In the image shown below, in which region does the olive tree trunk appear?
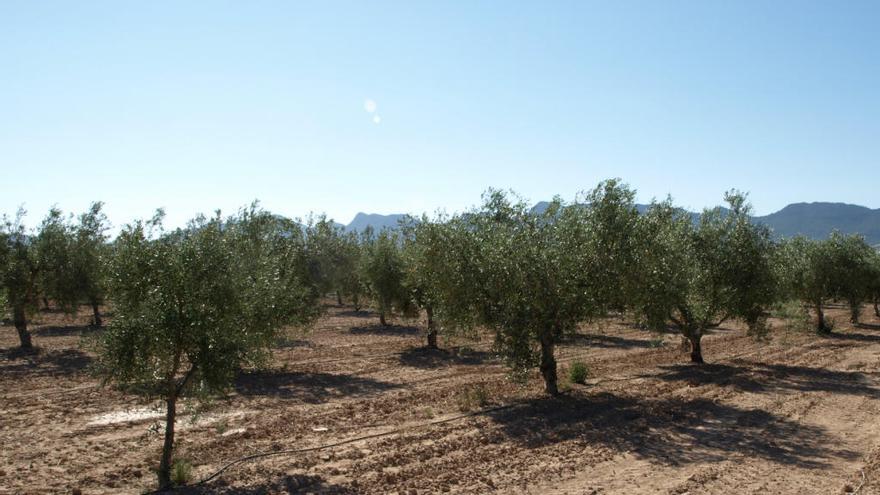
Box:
[157,394,177,490]
[815,303,831,334]
[13,305,32,350]
[874,300,880,318]
[426,306,437,349]
[91,300,102,327]
[379,311,387,326]
[539,332,559,396]
[688,332,704,364]
[336,291,343,306]
[849,300,860,324]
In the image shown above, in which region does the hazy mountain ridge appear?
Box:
[345,202,880,245]
[345,212,408,233]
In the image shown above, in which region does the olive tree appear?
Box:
[1,209,40,350]
[303,215,347,304]
[95,205,320,490]
[778,233,874,331]
[360,230,414,326]
[34,203,110,325]
[72,203,111,326]
[438,182,638,395]
[631,192,776,363]
[825,233,876,324]
[869,251,880,318]
[35,207,76,312]
[777,236,834,333]
[400,214,457,348]
[337,231,366,310]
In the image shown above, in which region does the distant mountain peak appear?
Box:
[345,212,407,232]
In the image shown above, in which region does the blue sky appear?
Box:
[1,1,878,230]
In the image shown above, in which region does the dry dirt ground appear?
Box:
[3,303,880,494]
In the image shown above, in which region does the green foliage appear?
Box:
[360,230,414,324]
[338,232,367,309]
[1,209,40,348]
[97,205,320,397]
[34,203,110,322]
[35,207,76,311]
[567,361,589,384]
[455,384,489,412]
[400,214,464,346]
[825,233,876,323]
[577,178,642,315]
[95,204,320,488]
[630,192,777,362]
[436,181,639,394]
[303,215,365,307]
[171,459,193,485]
[772,300,812,333]
[778,232,876,329]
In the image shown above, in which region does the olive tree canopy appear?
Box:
[631,192,776,362]
[95,205,320,489]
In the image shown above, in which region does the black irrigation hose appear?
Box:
[189,402,516,489]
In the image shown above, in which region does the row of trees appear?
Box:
[304,183,880,376]
[0,203,109,349]
[2,182,879,489]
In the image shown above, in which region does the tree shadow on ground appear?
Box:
[181,474,356,494]
[562,333,656,349]
[654,361,880,397]
[397,346,495,369]
[32,324,102,337]
[486,391,856,468]
[854,322,880,331]
[349,324,421,337]
[824,331,880,344]
[0,347,93,377]
[234,370,399,404]
[274,338,312,350]
[337,310,376,319]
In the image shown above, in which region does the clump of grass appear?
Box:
[214,419,229,435]
[773,301,812,333]
[567,361,588,385]
[648,336,665,348]
[456,384,489,412]
[171,459,193,485]
[746,315,773,342]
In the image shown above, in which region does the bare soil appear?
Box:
[3,303,880,494]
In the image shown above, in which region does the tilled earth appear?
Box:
[3,303,880,494]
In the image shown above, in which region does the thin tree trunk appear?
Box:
[874,300,880,318]
[13,305,32,350]
[336,291,343,306]
[816,303,831,334]
[91,300,102,327]
[850,300,860,324]
[688,331,704,364]
[353,294,361,311]
[157,394,177,490]
[42,297,50,310]
[539,332,559,396]
[426,306,437,349]
[379,311,387,326]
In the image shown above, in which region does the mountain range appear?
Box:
[339,202,880,246]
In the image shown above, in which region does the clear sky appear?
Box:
[1,1,878,230]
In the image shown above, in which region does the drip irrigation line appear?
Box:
[178,402,516,491]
